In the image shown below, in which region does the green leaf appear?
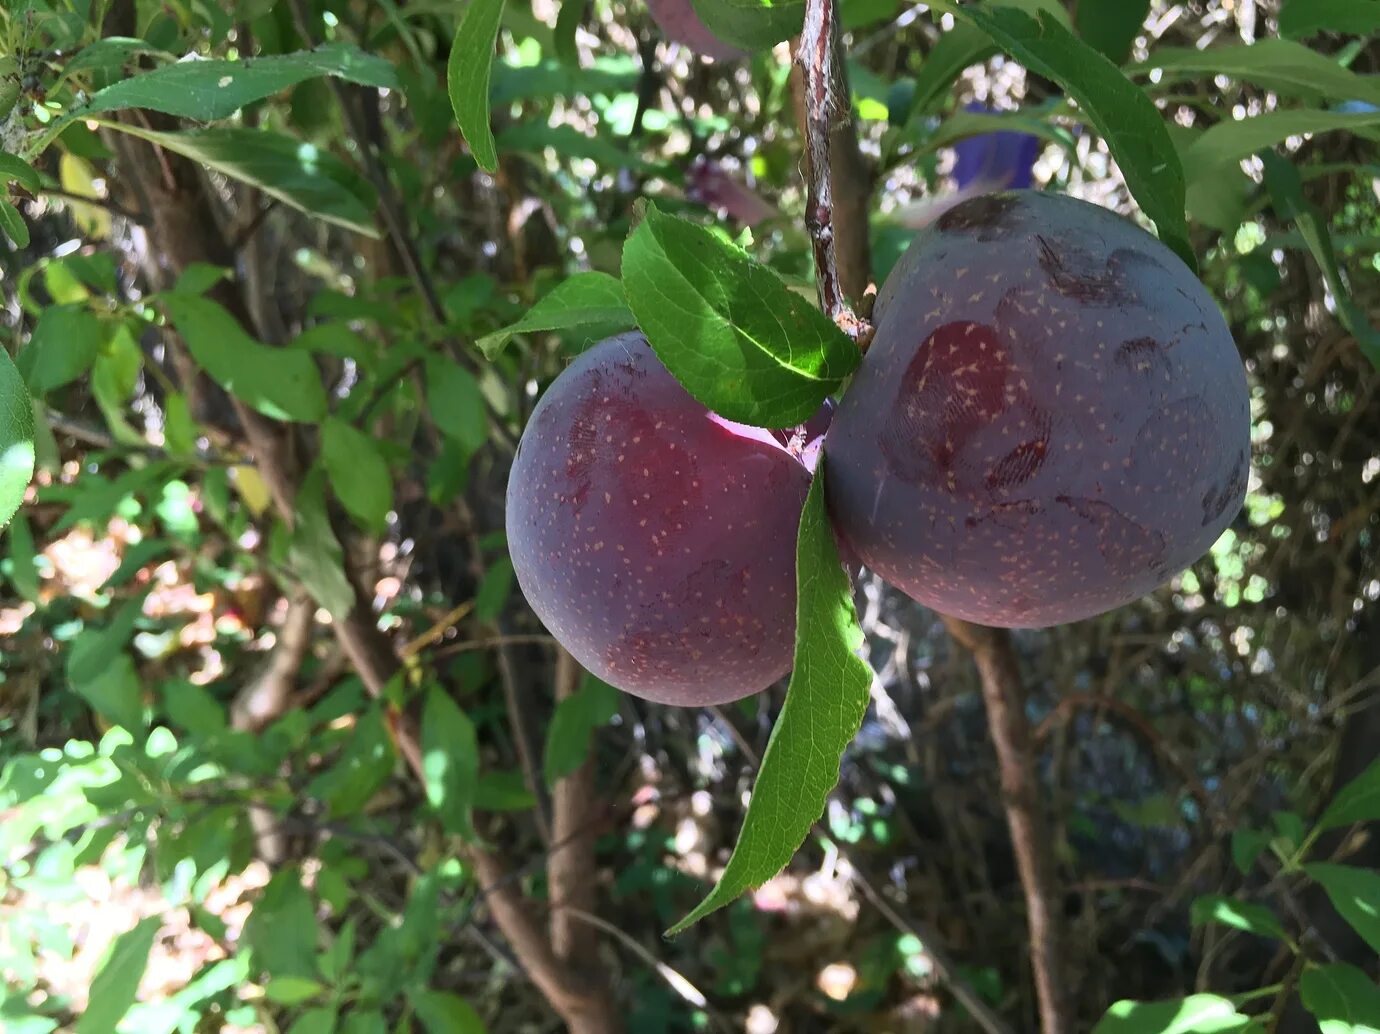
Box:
[474,769,536,811]
[1279,0,1380,39]
[244,871,319,980]
[0,152,41,192]
[420,686,479,838]
[476,272,634,358]
[689,0,803,49]
[160,679,227,739]
[1231,828,1271,875]
[1075,0,1149,64]
[288,469,357,620]
[1261,152,1380,371]
[322,417,392,532]
[287,1007,339,1034]
[319,917,357,984]
[1318,757,1380,831]
[1188,895,1286,941]
[669,464,871,932]
[447,0,507,173]
[931,1,1192,270]
[1305,864,1380,955]
[310,712,397,817]
[0,349,34,528]
[1299,962,1380,1034]
[410,990,486,1034]
[544,674,619,787]
[18,304,104,395]
[7,511,38,602]
[0,198,28,248]
[76,45,396,123]
[426,359,489,452]
[1182,109,1380,183]
[106,124,378,236]
[473,558,513,622]
[162,293,329,422]
[1092,995,1253,1034]
[174,263,231,296]
[621,202,858,428]
[554,0,583,64]
[75,916,162,1034]
[264,976,327,1005]
[1135,40,1380,109]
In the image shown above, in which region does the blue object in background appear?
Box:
[1335,100,1379,115]
[951,102,1041,191]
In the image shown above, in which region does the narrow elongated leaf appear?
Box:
[1133,39,1380,109]
[162,294,329,422]
[264,976,327,1005]
[75,916,162,1034]
[1189,894,1286,941]
[544,674,619,787]
[106,124,378,236]
[1305,864,1380,955]
[0,198,28,248]
[621,203,858,428]
[18,304,104,395]
[0,349,36,528]
[1279,0,1380,39]
[447,0,507,172]
[1262,152,1380,371]
[288,470,356,620]
[1299,962,1380,1034]
[321,417,392,532]
[1092,995,1253,1034]
[420,685,479,838]
[931,1,1192,269]
[477,272,633,358]
[1182,109,1380,182]
[669,465,871,932]
[1317,757,1380,831]
[0,152,41,191]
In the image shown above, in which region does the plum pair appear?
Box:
[506,192,1251,706]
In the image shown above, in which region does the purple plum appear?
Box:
[825,191,1250,627]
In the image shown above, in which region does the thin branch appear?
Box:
[797,0,873,348]
[943,617,1072,1034]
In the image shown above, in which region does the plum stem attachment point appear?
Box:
[798,0,873,351]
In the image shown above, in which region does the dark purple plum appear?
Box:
[506,333,815,705]
[825,191,1250,627]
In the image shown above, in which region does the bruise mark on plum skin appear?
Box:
[1057,494,1168,579]
[1202,449,1248,526]
[1037,235,1138,306]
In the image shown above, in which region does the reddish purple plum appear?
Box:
[825,191,1250,627]
[506,333,818,705]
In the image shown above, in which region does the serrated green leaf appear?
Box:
[420,686,479,838]
[1305,864,1380,955]
[1300,962,1380,1034]
[1092,995,1253,1034]
[669,465,871,932]
[105,124,378,236]
[544,673,619,787]
[162,293,329,422]
[18,304,104,396]
[621,202,858,428]
[0,198,28,248]
[322,417,392,532]
[1279,0,1380,39]
[1134,39,1380,109]
[477,272,634,359]
[931,1,1193,270]
[447,0,507,173]
[1075,0,1149,64]
[410,990,486,1034]
[1262,151,1380,371]
[1188,894,1286,941]
[1318,757,1380,831]
[288,469,357,620]
[426,359,489,452]
[0,349,35,529]
[75,916,162,1034]
[264,976,327,1005]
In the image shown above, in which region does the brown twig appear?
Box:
[942,617,1072,1033]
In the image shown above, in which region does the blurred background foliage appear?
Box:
[0,0,1378,1031]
